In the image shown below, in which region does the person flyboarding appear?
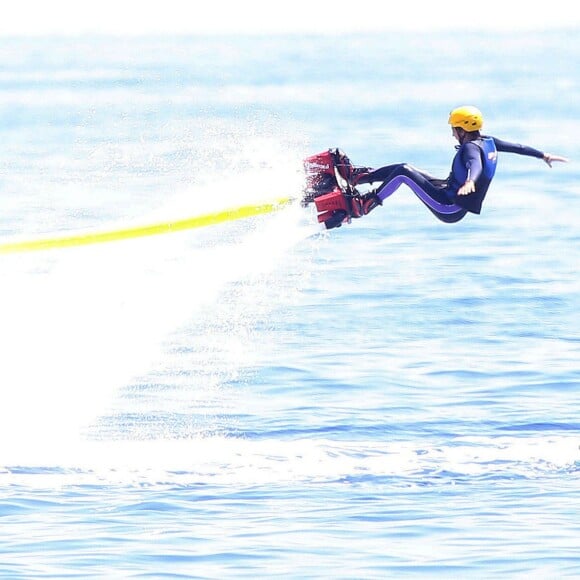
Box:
[304,106,568,229]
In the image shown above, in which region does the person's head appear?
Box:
[449,105,483,143]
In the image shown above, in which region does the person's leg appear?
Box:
[359,164,467,223]
[355,164,402,185]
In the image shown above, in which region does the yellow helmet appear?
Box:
[448,105,483,131]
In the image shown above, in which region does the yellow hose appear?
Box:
[0,197,294,254]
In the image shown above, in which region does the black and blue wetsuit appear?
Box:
[356,136,545,223]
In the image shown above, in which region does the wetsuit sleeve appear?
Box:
[462,142,484,182]
[491,136,544,159]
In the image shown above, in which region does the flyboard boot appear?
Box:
[302,148,381,229]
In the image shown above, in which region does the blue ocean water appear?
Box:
[0,32,578,578]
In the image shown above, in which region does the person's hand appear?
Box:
[543,153,569,167]
[457,179,475,196]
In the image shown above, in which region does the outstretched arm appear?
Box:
[492,137,569,168]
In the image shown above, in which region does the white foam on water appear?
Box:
[0,137,318,458]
